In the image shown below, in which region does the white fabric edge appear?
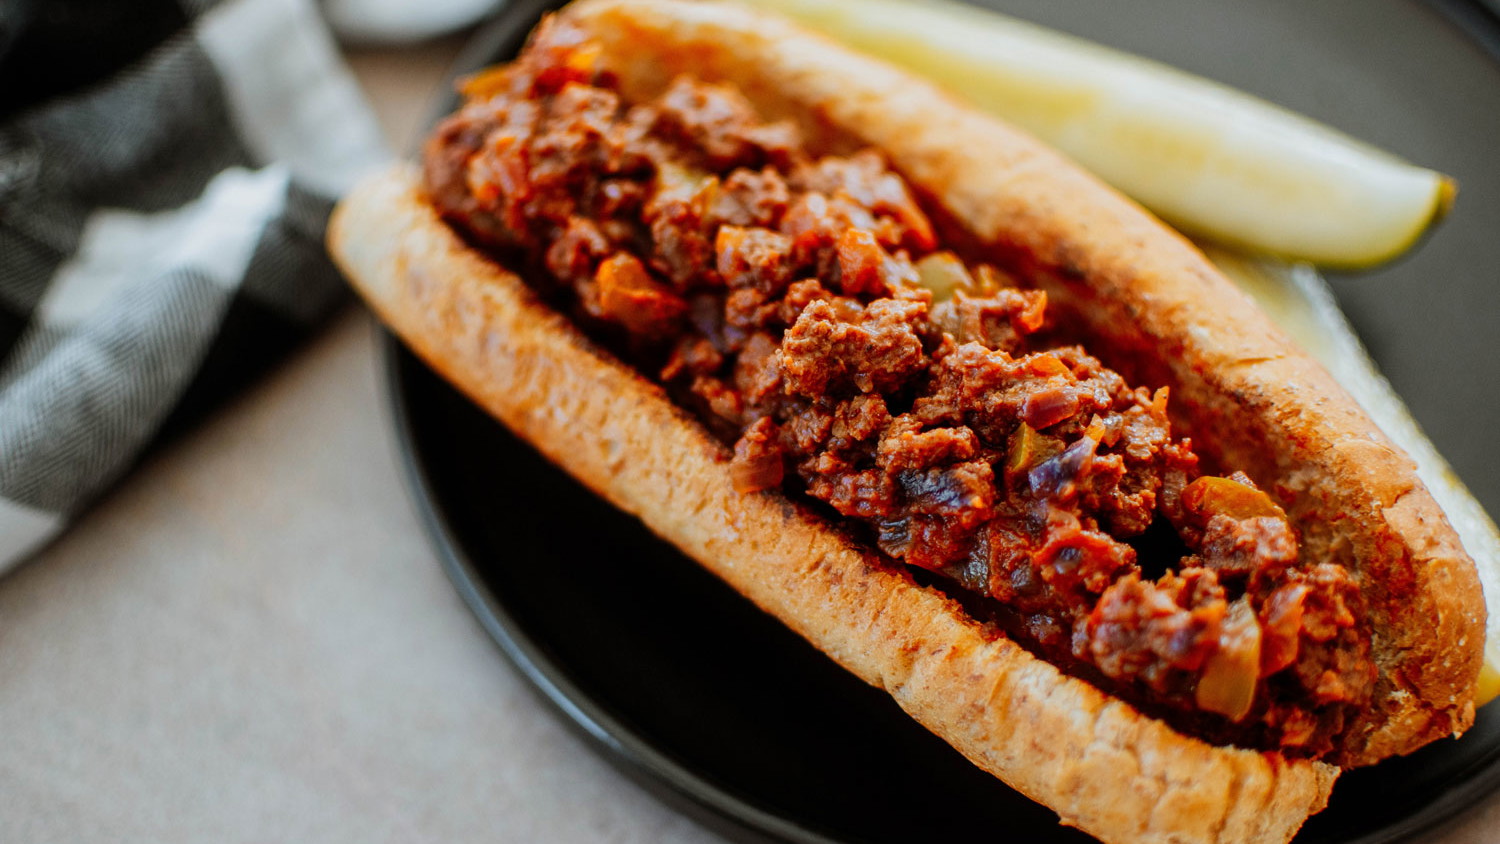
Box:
[32,166,291,330]
[0,498,64,574]
[197,0,390,198]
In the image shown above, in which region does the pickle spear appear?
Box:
[747,0,1455,269]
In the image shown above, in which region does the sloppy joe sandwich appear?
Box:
[328,2,1488,841]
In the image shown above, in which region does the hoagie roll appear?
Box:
[328,2,1487,840]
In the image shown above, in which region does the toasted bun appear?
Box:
[328,1,1484,839]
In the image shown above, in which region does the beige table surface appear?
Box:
[1,37,1496,844]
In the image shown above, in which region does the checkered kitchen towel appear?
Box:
[0,0,388,571]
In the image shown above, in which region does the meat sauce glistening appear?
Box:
[424,19,1376,759]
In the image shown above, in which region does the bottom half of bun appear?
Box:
[328,164,1338,844]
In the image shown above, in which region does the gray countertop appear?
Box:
[0,38,1495,844]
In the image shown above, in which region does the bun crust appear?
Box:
[328,1,1485,839]
[330,165,1338,844]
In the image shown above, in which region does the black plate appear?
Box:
[385,1,1500,841]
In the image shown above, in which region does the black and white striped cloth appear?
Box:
[0,0,389,571]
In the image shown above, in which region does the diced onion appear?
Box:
[1196,599,1263,721]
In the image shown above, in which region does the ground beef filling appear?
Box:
[424,23,1376,758]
